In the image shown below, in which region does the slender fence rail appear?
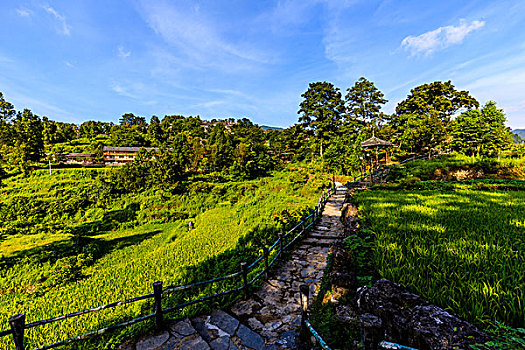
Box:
[0,182,336,350]
[346,151,441,187]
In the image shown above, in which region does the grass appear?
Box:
[388,153,525,182]
[0,168,329,349]
[355,188,525,328]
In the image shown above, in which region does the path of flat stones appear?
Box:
[122,183,348,350]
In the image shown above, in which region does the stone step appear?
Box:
[308,233,340,240]
[301,238,335,247]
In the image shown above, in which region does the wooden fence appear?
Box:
[347,151,440,186]
[0,183,336,350]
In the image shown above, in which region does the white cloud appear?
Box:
[139,1,272,70]
[43,5,71,36]
[401,19,485,56]
[194,100,225,109]
[16,8,32,17]
[111,83,137,99]
[118,46,131,59]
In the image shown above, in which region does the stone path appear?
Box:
[120,183,348,350]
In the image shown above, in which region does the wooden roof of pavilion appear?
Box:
[361,136,394,149]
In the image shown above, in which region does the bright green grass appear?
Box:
[0,168,327,349]
[389,154,525,182]
[355,189,525,328]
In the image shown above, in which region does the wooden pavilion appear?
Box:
[361,135,394,166]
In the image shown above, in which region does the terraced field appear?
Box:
[0,168,329,349]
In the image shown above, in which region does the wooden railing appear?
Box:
[0,183,336,350]
[347,151,441,187]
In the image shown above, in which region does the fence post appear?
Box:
[153,281,164,330]
[301,216,305,234]
[263,247,269,280]
[241,262,249,299]
[9,314,25,350]
[278,233,283,255]
[299,284,310,341]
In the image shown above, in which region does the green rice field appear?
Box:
[0,168,328,349]
[355,188,525,328]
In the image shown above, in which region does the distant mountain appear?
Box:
[260,125,284,131]
[512,129,525,144]
[513,129,525,138]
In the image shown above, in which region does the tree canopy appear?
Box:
[451,101,512,156]
[298,81,345,158]
[391,80,479,152]
[345,77,388,130]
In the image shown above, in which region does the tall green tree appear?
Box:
[146,115,164,146]
[0,92,15,146]
[12,109,44,174]
[345,77,388,131]
[207,123,234,172]
[391,80,479,152]
[451,101,512,156]
[298,82,345,158]
[119,113,146,127]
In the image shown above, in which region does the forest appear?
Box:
[0,78,517,184]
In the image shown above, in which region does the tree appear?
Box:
[42,116,58,147]
[298,82,345,158]
[119,113,146,127]
[146,116,164,146]
[0,92,15,121]
[79,121,103,140]
[0,92,15,146]
[391,80,479,152]
[207,123,234,172]
[345,77,388,131]
[324,133,364,175]
[451,101,512,156]
[229,139,274,179]
[12,109,44,174]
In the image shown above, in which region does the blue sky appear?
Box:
[1,0,524,128]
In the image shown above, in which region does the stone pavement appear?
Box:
[120,182,348,350]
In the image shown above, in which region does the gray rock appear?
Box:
[169,318,196,337]
[268,279,286,288]
[277,329,297,349]
[180,336,210,350]
[136,331,170,350]
[209,310,240,336]
[236,324,265,350]
[281,315,292,324]
[230,299,261,317]
[357,280,491,349]
[209,336,238,350]
[335,304,357,323]
[264,321,282,331]
[158,337,179,350]
[247,317,265,330]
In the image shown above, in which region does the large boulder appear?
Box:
[357,280,490,350]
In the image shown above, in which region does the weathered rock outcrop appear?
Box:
[356,280,491,350]
[329,245,358,301]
